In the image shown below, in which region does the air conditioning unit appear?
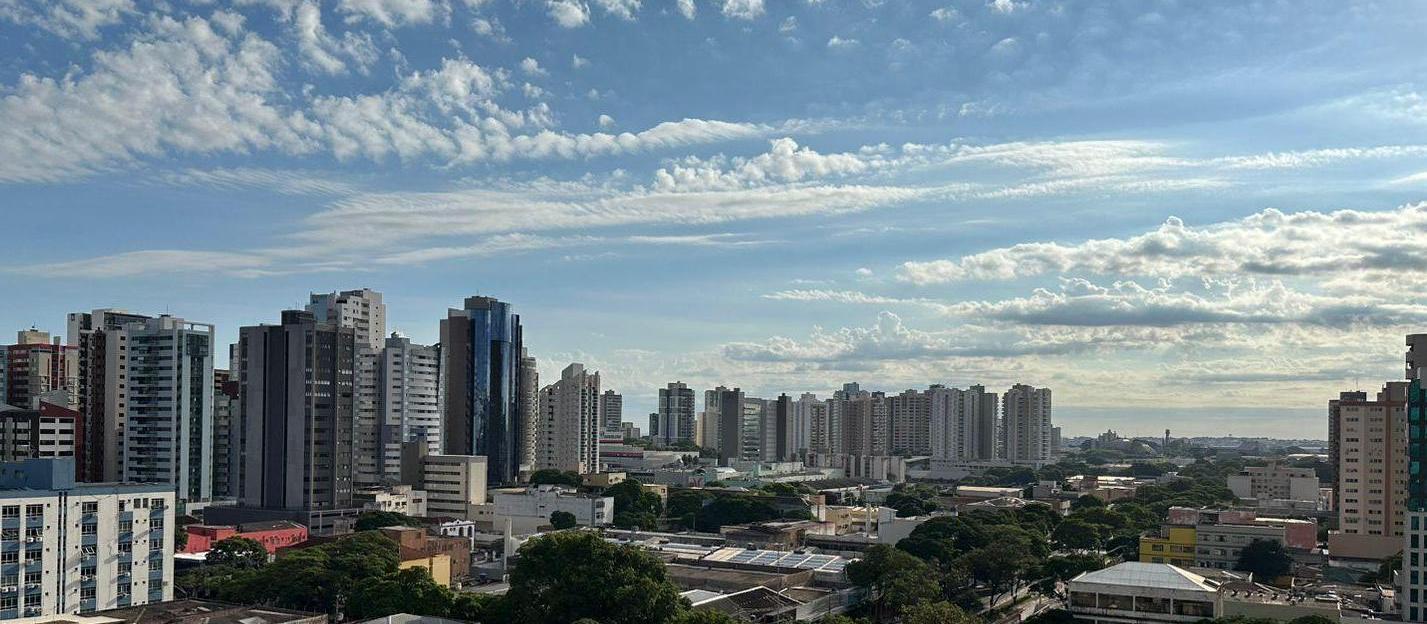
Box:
[2,586,16,593]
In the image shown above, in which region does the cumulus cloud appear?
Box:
[827,35,859,49]
[520,57,546,76]
[720,0,763,20]
[929,6,957,22]
[676,0,696,19]
[593,0,640,20]
[652,137,886,192]
[546,0,590,27]
[335,0,445,26]
[598,114,616,128]
[571,53,590,68]
[0,0,133,39]
[897,204,1427,288]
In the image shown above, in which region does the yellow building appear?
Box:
[399,553,453,587]
[1139,526,1196,567]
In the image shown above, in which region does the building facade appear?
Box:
[656,382,696,446]
[1328,384,1408,561]
[600,390,623,438]
[0,457,175,621]
[67,309,151,483]
[1227,461,1321,503]
[373,334,442,483]
[306,288,386,350]
[233,310,358,534]
[0,402,81,468]
[441,296,525,485]
[211,369,238,500]
[1402,333,1427,622]
[1002,384,1052,462]
[535,363,601,474]
[1,330,77,411]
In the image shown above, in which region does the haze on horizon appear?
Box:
[3,0,1426,439]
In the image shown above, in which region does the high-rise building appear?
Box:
[740,396,768,462]
[656,382,696,445]
[648,412,659,440]
[965,385,999,460]
[67,309,151,482]
[1,329,78,411]
[928,385,959,460]
[600,390,623,437]
[714,387,745,464]
[797,393,829,455]
[230,310,358,534]
[536,363,601,474]
[307,288,386,350]
[373,333,442,483]
[701,387,731,451]
[1401,334,1427,622]
[1002,384,1052,462]
[441,296,525,485]
[212,368,239,499]
[101,316,215,505]
[770,394,795,461]
[518,349,539,472]
[889,389,931,456]
[0,457,175,619]
[842,392,889,456]
[0,401,81,465]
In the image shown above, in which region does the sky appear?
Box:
[3,0,1427,439]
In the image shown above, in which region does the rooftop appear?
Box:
[1071,562,1219,593]
[55,600,325,624]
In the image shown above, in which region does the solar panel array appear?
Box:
[720,549,851,572]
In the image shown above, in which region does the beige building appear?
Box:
[1227,461,1319,503]
[536,363,601,474]
[1002,384,1052,462]
[1328,383,1407,560]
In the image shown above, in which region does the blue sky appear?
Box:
[3,0,1427,438]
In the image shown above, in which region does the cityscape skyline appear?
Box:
[5,2,1427,438]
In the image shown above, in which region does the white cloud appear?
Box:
[676,0,696,19]
[572,53,590,69]
[593,0,640,20]
[720,0,762,20]
[293,1,380,74]
[335,0,444,26]
[598,114,616,128]
[652,137,885,192]
[520,57,547,76]
[778,16,796,32]
[897,203,1427,288]
[0,0,133,39]
[929,6,957,22]
[827,36,859,49]
[988,0,1023,14]
[546,0,590,27]
[155,168,358,195]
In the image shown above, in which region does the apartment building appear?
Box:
[1227,461,1320,503]
[1329,383,1407,560]
[888,389,930,456]
[536,363,601,474]
[0,457,175,621]
[0,402,80,466]
[399,444,488,520]
[1002,384,1053,463]
[1,330,77,411]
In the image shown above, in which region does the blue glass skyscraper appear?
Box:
[441,296,525,485]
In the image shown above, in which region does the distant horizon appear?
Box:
[4,1,1427,438]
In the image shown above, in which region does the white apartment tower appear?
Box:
[0,457,175,621]
[1001,384,1052,462]
[536,363,601,474]
[889,389,931,456]
[373,334,442,483]
[104,316,215,504]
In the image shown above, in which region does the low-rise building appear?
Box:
[1069,562,1347,623]
[75,599,326,624]
[0,457,175,620]
[1139,525,1197,567]
[806,454,906,483]
[399,446,486,521]
[1227,461,1320,504]
[181,520,308,555]
[353,485,427,518]
[378,527,470,586]
[0,402,81,468]
[720,521,832,550]
[478,486,613,534]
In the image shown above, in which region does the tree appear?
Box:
[206,537,269,568]
[884,491,938,517]
[356,510,416,532]
[1234,539,1292,582]
[1069,495,1105,511]
[345,567,457,620]
[846,545,938,620]
[692,495,780,531]
[672,611,746,624]
[606,479,664,517]
[550,510,578,529]
[1034,554,1106,599]
[530,469,583,487]
[902,601,980,624]
[504,531,686,624]
[1050,517,1104,551]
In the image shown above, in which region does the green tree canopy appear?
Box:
[1051,517,1105,551]
[530,469,584,487]
[550,510,578,529]
[205,536,269,568]
[1235,539,1293,581]
[504,531,687,624]
[901,601,980,624]
[355,510,417,532]
[345,567,458,620]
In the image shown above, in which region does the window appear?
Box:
[80,587,95,600]
[118,542,132,554]
[0,553,14,564]
[81,502,97,514]
[0,595,15,610]
[1,507,17,519]
[24,506,40,519]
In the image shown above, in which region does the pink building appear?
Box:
[183,520,309,554]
